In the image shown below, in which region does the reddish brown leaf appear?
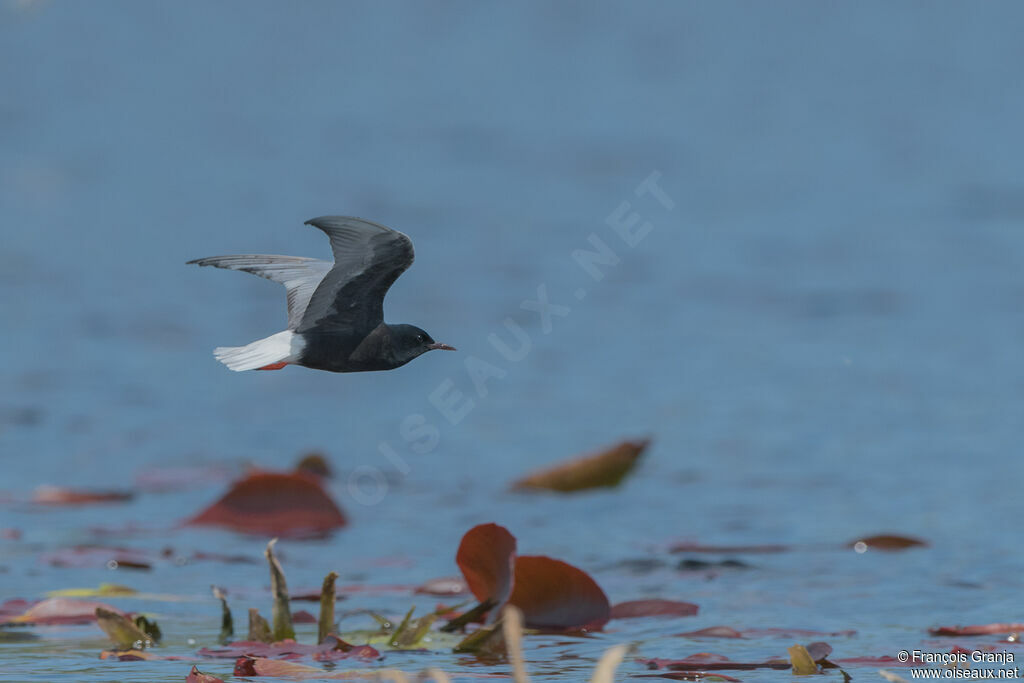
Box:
[233,655,374,678]
[0,599,35,618]
[198,635,378,661]
[511,438,649,492]
[929,623,1024,636]
[186,665,225,683]
[292,609,316,624]
[98,650,188,661]
[39,545,153,570]
[1,598,125,625]
[847,534,928,551]
[611,599,699,619]
[456,523,517,604]
[185,471,347,537]
[32,485,133,505]
[675,626,743,639]
[508,555,610,631]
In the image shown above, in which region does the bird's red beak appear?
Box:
[427,342,456,351]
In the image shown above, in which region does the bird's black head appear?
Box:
[389,324,456,365]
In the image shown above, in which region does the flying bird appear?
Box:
[188,216,455,373]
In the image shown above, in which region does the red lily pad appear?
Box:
[1,598,125,625]
[187,665,226,683]
[456,523,517,605]
[186,471,347,537]
[32,485,133,505]
[292,610,316,624]
[611,599,699,619]
[508,555,610,631]
[848,534,928,550]
[453,523,610,631]
[929,623,1024,636]
[198,635,378,661]
[39,545,153,570]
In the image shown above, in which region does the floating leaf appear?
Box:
[186,471,347,537]
[46,583,137,598]
[456,523,517,607]
[929,623,1024,636]
[233,654,379,677]
[292,609,316,624]
[508,555,610,631]
[186,665,226,683]
[3,598,124,625]
[451,523,609,632]
[32,485,133,505]
[40,545,153,570]
[318,571,338,644]
[611,599,698,619]
[676,558,750,571]
[847,535,927,551]
[199,635,378,661]
[266,538,295,641]
[511,439,649,493]
[95,607,151,650]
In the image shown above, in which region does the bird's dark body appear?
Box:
[298,323,416,373]
[189,216,454,373]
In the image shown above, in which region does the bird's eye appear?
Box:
[417,334,425,342]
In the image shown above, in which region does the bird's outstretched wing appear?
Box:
[187,254,333,330]
[298,216,415,335]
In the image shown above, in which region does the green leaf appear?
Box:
[265,538,295,641]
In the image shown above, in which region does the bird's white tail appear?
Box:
[213,330,304,372]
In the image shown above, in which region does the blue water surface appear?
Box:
[2,2,1023,681]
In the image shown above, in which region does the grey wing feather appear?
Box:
[187,254,333,330]
[298,216,415,334]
